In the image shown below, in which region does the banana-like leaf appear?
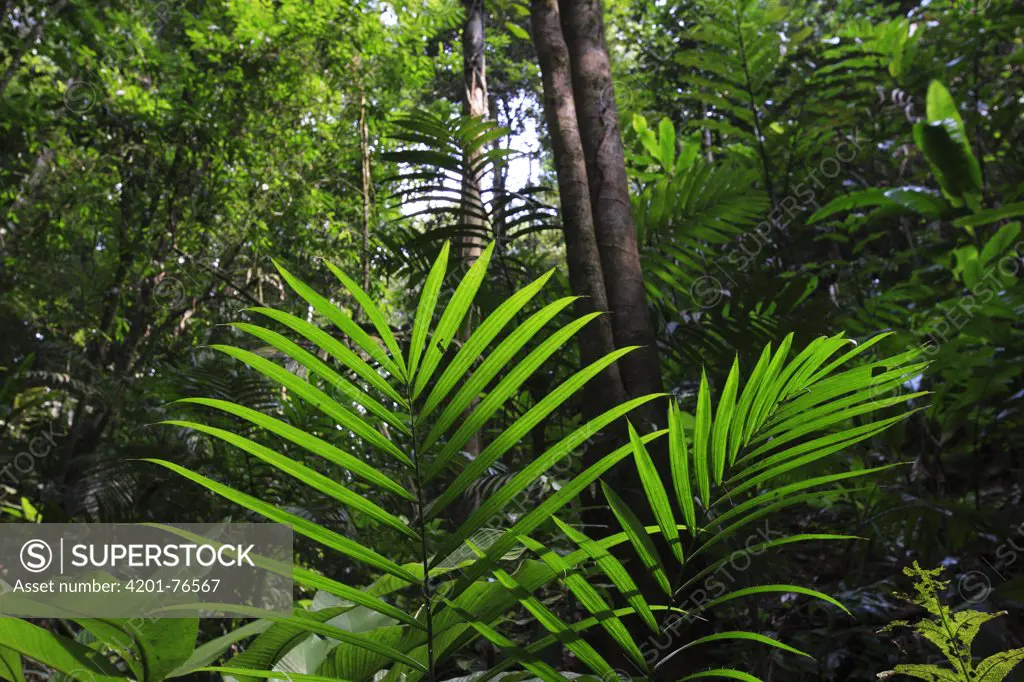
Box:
[168,620,271,677]
[199,668,353,682]
[0,646,23,682]
[76,619,197,682]
[225,607,352,682]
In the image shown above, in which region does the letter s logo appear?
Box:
[20,540,53,573]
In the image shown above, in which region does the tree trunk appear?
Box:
[461,0,488,265]
[531,0,626,418]
[533,1,668,647]
[548,3,685,659]
[359,83,373,295]
[460,0,489,458]
[558,0,664,423]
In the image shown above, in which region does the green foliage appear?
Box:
[203,255,914,679]
[0,617,198,682]
[0,246,919,681]
[611,2,1023,671]
[578,332,922,680]
[145,242,663,680]
[381,109,559,289]
[2,0,1022,677]
[877,563,1024,681]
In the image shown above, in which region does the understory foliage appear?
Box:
[0,245,922,681]
[878,563,1024,681]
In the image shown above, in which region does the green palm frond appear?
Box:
[533,332,927,679]
[627,116,821,373]
[381,112,558,276]
[143,241,659,680]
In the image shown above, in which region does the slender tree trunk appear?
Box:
[531,0,625,418]
[460,0,489,457]
[359,83,373,295]
[461,0,488,265]
[557,0,664,424]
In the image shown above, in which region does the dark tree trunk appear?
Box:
[557,0,665,424]
[547,5,699,668]
[531,0,626,419]
[533,3,671,657]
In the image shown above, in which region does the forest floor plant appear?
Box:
[877,562,1024,681]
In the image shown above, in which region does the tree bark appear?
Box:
[531,0,626,418]
[558,0,664,422]
[460,0,489,458]
[359,82,373,295]
[548,5,679,653]
[461,0,488,265]
[533,0,664,624]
